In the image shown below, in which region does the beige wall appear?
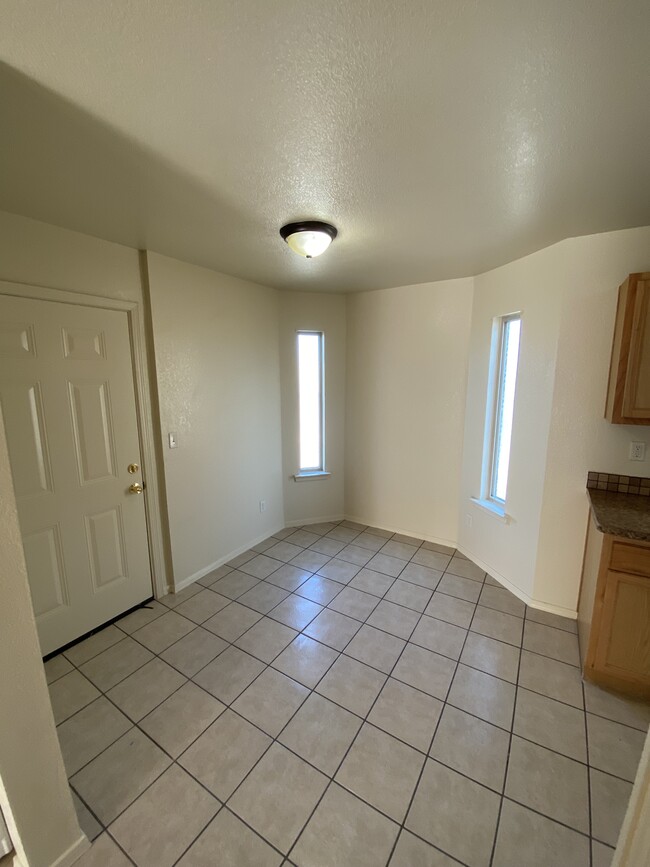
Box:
[280,292,346,524]
[146,252,284,586]
[0,407,87,867]
[345,279,474,544]
[459,227,650,614]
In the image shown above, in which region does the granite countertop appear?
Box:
[587,489,650,541]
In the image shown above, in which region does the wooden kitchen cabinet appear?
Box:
[579,517,650,698]
[605,272,650,425]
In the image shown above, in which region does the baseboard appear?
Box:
[172,524,284,593]
[285,514,345,528]
[456,545,578,620]
[343,514,457,550]
[49,834,90,867]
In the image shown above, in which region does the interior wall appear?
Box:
[280,292,346,524]
[0,406,87,867]
[146,251,284,587]
[458,226,650,614]
[345,278,474,544]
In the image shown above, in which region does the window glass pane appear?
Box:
[492,317,520,502]
[298,332,323,470]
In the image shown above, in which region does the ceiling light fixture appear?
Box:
[280,221,337,258]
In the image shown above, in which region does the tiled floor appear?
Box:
[44,520,650,867]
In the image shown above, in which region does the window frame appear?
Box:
[296,329,325,475]
[482,312,521,510]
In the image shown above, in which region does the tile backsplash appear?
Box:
[587,471,650,496]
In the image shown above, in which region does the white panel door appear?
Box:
[0,295,152,654]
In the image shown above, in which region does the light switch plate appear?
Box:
[168,432,178,449]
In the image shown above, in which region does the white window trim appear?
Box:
[293,471,331,482]
[296,329,326,475]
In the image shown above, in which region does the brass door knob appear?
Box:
[128,483,144,494]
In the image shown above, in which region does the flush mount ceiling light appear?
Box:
[280,221,337,258]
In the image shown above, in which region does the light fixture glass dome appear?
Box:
[280,221,337,258]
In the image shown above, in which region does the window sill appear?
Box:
[470,497,512,524]
[293,471,331,482]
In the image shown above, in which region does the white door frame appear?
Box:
[0,278,169,600]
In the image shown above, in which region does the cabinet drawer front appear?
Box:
[610,540,650,577]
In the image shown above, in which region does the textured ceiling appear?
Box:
[1,0,649,292]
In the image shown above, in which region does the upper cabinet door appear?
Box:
[605,273,650,425]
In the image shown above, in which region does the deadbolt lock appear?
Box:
[127,463,139,474]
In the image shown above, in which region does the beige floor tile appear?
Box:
[344,624,405,673]
[517,649,583,707]
[272,634,339,688]
[211,570,260,599]
[266,563,313,592]
[110,765,218,867]
[290,549,331,572]
[304,608,361,650]
[366,552,408,578]
[273,527,301,541]
[513,688,587,761]
[174,589,231,624]
[292,783,399,867]
[317,557,361,584]
[203,601,261,642]
[505,737,589,832]
[252,537,278,553]
[268,594,323,630]
[239,553,285,579]
[348,567,395,597]
[390,830,459,866]
[492,799,589,867]
[159,582,202,608]
[327,586,379,620]
[316,655,386,716]
[238,582,290,614]
[584,681,650,731]
[235,616,298,662]
[106,658,186,721]
[421,541,455,555]
[310,537,346,557]
[265,541,305,562]
[399,563,443,591]
[392,644,456,700]
[140,681,225,757]
[406,759,500,867]
[430,705,509,792]
[437,573,482,603]
[279,693,362,775]
[424,592,475,628]
[232,667,309,736]
[80,637,153,691]
[72,791,102,841]
[326,525,362,543]
[385,578,433,611]
[525,606,578,633]
[64,625,126,666]
[381,539,419,561]
[446,557,485,582]
[411,548,452,572]
[353,532,386,552]
[522,621,580,666]
[48,670,100,724]
[57,696,132,775]
[411,615,466,660]
[287,529,321,548]
[337,544,374,567]
[71,729,171,824]
[471,607,523,647]
[368,677,442,752]
[179,709,271,800]
[177,808,283,867]
[131,610,195,654]
[296,575,343,605]
[159,626,228,677]
[193,646,265,703]
[366,600,420,640]
[460,633,520,683]
[197,563,232,587]
[478,585,525,618]
[586,713,646,781]
[590,769,633,847]
[114,600,167,634]
[227,550,257,568]
[592,841,615,867]
[448,664,515,730]
[44,653,73,684]
[229,743,328,854]
[336,723,424,821]
[73,833,132,866]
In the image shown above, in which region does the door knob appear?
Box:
[128,483,144,494]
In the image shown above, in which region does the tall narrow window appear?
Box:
[297,331,324,472]
[487,314,521,505]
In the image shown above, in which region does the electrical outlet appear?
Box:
[629,441,646,461]
[259,499,267,513]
